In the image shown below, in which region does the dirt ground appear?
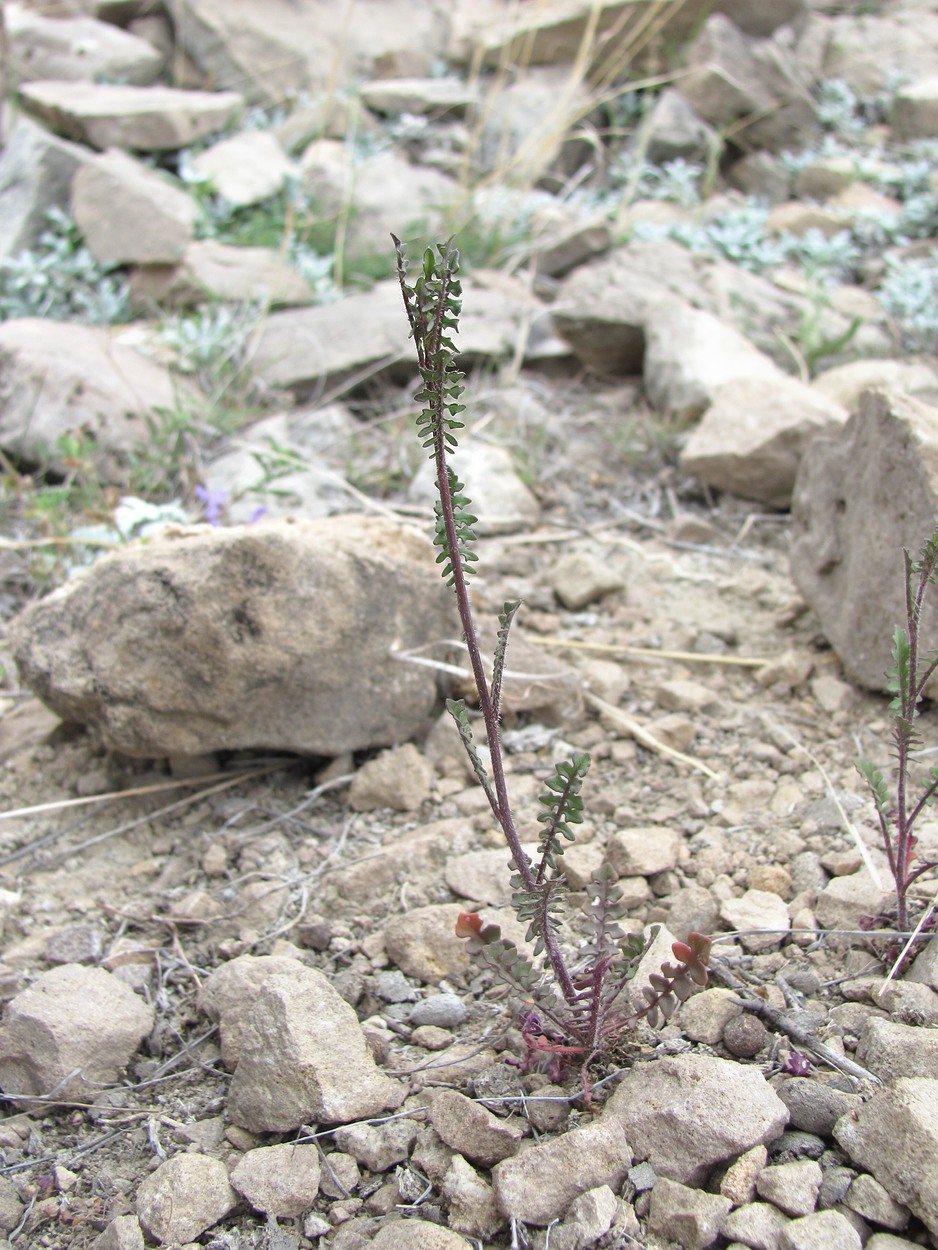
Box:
[0,382,932,1249]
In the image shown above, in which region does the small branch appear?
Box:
[584,691,718,779]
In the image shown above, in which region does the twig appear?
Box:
[530,635,772,667]
[710,961,882,1085]
[584,690,719,779]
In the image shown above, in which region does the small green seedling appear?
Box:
[857,532,938,933]
[393,235,710,1083]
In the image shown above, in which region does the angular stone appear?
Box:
[229,1143,321,1217]
[72,148,197,264]
[0,964,153,1107]
[384,904,470,985]
[891,76,938,141]
[0,319,185,478]
[647,1176,732,1250]
[681,374,848,508]
[91,1214,145,1250]
[430,1089,524,1167]
[756,1159,823,1218]
[491,1117,631,1226]
[550,551,626,610]
[678,987,743,1045]
[723,1200,790,1250]
[409,440,540,536]
[189,129,295,206]
[333,1118,418,1173]
[7,6,162,86]
[833,1077,938,1240]
[131,239,314,308]
[136,1155,236,1245]
[774,1078,861,1137]
[844,1173,910,1232]
[791,389,938,694]
[226,963,398,1131]
[779,1209,861,1250]
[814,869,894,932]
[370,1218,470,1250]
[604,1054,789,1186]
[11,516,454,757]
[441,1155,503,1240]
[0,116,92,261]
[198,954,308,1071]
[855,1016,938,1081]
[719,889,791,952]
[813,360,938,413]
[607,827,681,878]
[361,76,479,117]
[347,744,432,813]
[20,80,243,151]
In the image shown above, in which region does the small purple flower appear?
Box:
[247,505,267,524]
[195,484,228,526]
[783,1050,812,1077]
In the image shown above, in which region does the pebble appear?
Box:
[775,1078,862,1136]
[756,1158,823,1218]
[647,1177,732,1250]
[373,969,418,1003]
[770,1130,826,1162]
[855,1016,938,1081]
[430,1089,525,1167]
[779,1208,861,1250]
[844,1173,910,1231]
[719,1144,767,1205]
[720,889,791,951]
[441,1155,503,1240]
[680,987,743,1044]
[723,1012,769,1057]
[229,1143,321,1217]
[409,992,468,1028]
[411,1025,453,1050]
[333,1118,419,1173]
[136,1155,237,1245]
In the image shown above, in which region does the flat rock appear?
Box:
[491,1116,631,1226]
[719,888,791,951]
[0,964,153,1106]
[681,374,848,508]
[20,80,243,151]
[550,551,626,609]
[833,1077,938,1241]
[441,1154,503,1240]
[7,5,162,86]
[71,147,197,265]
[812,359,938,411]
[370,1218,470,1250]
[814,868,893,931]
[409,440,540,536]
[430,1089,524,1167]
[756,1158,823,1218]
[226,963,398,1131]
[775,1078,862,1137]
[11,515,454,757]
[604,1053,789,1185]
[791,389,938,694]
[0,318,185,478]
[131,239,314,308]
[361,75,479,116]
[136,1154,237,1245]
[91,1214,145,1250]
[333,1118,419,1173]
[229,1143,321,1217]
[607,826,681,878]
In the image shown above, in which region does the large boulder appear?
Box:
[790,389,938,693]
[10,515,456,758]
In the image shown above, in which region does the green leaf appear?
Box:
[856,758,890,817]
[491,600,521,723]
[446,698,497,812]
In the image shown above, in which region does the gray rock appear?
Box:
[719,889,791,952]
[333,1118,419,1173]
[550,1184,618,1250]
[756,1159,823,1218]
[779,1208,861,1250]
[722,1200,791,1250]
[0,964,153,1107]
[712,0,807,37]
[607,826,681,878]
[410,439,540,536]
[678,987,743,1045]
[131,239,313,309]
[681,374,848,508]
[361,76,479,117]
[72,148,197,265]
[907,932,938,992]
[20,80,244,151]
[844,1174,910,1232]
[136,1154,237,1245]
[441,1155,503,1240]
[775,1078,862,1136]
[0,318,185,478]
[812,359,938,412]
[226,963,398,1131]
[833,1078,938,1241]
[814,870,892,931]
[430,1089,524,1167]
[409,994,468,1029]
[373,970,418,1004]
[855,1016,938,1081]
[198,954,305,1070]
[90,1214,145,1250]
[0,1177,24,1236]
[190,129,296,207]
[11,515,454,758]
[384,904,470,985]
[790,389,938,695]
[491,1117,631,1227]
[680,13,817,152]
[0,116,92,261]
[370,1217,470,1250]
[604,1053,789,1186]
[229,1143,322,1217]
[647,1177,732,1250]
[550,551,626,610]
[891,76,938,142]
[644,88,717,164]
[348,744,432,812]
[6,6,162,86]
[444,846,521,908]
